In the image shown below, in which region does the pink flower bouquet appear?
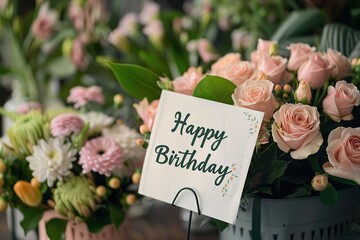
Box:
[0,86,145,239]
[109,39,360,205]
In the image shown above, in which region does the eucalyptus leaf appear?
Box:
[262,160,290,185]
[271,9,325,41]
[319,24,360,57]
[45,218,67,240]
[320,185,338,205]
[104,62,161,101]
[211,219,228,231]
[109,204,125,228]
[192,75,236,105]
[85,207,111,233]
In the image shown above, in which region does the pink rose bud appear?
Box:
[311,174,329,191]
[143,20,164,49]
[139,1,160,25]
[326,48,352,80]
[322,80,360,122]
[251,38,277,67]
[172,67,204,95]
[0,0,7,10]
[108,28,129,52]
[231,30,252,51]
[295,81,312,104]
[210,53,241,75]
[31,3,58,40]
[324,127,360,184]
[287,43,315,72]
[133,98,159,131]
[197,39,219,63]
[257,55,287,85]
[118,12,138,37]
[297,52,334,89]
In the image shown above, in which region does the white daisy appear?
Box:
[26,138,77,187]
[81,111,114,135]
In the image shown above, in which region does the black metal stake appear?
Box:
[172,187,201,240]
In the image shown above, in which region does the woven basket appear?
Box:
[220,187,360,240]
[39,210,125,240]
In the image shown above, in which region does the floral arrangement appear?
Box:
[0,0,109,104]
[0,85,144,239]
[109,39,360,208]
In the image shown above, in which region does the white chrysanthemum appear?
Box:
[81,111,114,135]
[102,124,145,160]
[26,138,77,187]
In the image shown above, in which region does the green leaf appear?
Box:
[210,218,228,231]
[0,66,11,75]
[262,160,290,185]
[109,204,125,228]
[271,9,325,41]
[308,157,323,173]
[138,51,171,77]
[46,57,76,78]
[329,175,358,186]
[103,62,161,101]
[319,24,360,57]
[320,185,338,205]
[85,207,111,233]
[192,75,236,105]
[45,218,67,240]
[18,205,46,235]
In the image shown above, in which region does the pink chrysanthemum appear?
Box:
[67,86,105,108]
[51,113,85,137]
[79,137,125,176]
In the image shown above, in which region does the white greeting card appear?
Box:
[139,91,264,224]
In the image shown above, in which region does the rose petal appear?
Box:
[323,162,360,184]
[290,132,323,159]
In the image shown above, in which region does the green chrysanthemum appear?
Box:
[6,111,50,158]
[54,176,99,221]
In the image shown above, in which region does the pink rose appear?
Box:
[70,39,88,70]
[295,80,312,103]
[272,103,323,159]
[257,55,287,85]
[172,67,204,95]
[297,52,334,89]
[67,86,105,108]
[326,48,352,80]
[210,53,241,75]
[108,28,129,52]
[232,79,278,120]
[231,30,252,51]
[251,38,276,67]
[139,1,160,24]
[118,12,138,37]
[322,80,360,122]
[197,39,219,63]
[216,61,258,86]
[68,2,85,31]
[323,127,360,184]
[0,0,7,10]
[143,20,164,48]
[287,43,315,71]
[133,98,159,131]
[31,3,58,40]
